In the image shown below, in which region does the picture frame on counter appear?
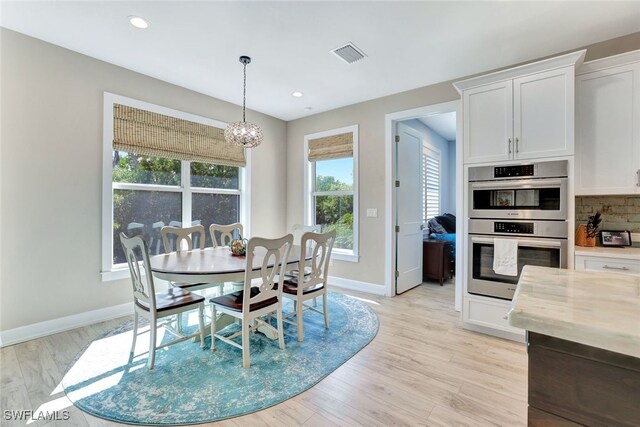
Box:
[600,230,632,247]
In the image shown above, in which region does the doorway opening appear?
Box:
[384,100,463,311]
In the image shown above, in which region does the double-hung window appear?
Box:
[423,145,441,222]
[304,125,358,262]
[102,94,249,280]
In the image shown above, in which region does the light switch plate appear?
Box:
[366,208,378,218]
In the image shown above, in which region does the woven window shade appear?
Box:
[308,132,353,162]
[113,104,246,167]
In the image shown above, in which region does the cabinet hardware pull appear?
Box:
[515,137,519,153]
[603,265,630,271]
[636,169,640,187]
[508,138,512,154]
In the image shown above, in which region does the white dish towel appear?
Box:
[493,238,519,276]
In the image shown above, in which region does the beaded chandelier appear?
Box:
[224,56,264,148]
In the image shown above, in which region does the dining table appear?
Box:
[149,244,312,339]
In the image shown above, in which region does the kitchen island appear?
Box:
[508,266,640,427]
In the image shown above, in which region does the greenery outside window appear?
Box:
[304,125,359,262]
[102,93,249,280]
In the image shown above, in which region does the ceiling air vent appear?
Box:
[331,42,367,64]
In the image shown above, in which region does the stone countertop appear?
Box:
[574,245,640,260]
[508,265,640,358]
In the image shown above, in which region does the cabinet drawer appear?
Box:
[464,297,515,332]
[575,255,640,275]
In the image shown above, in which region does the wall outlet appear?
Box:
[366,208,378,218]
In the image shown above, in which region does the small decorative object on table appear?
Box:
[229,238,248,256]
[576,211,601,247]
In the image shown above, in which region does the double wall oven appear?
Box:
[468,161,568,300]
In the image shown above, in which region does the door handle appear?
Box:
[508,138,512,154]
[515,137,519,153]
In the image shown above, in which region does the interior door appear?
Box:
[396,122,424,294]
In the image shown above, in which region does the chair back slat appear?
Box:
[243,234,293,309]
[291,224,322,246]
[209,223,243,248]
[161,225,205,253]
[298,230,336,291]
[120,233,156,311]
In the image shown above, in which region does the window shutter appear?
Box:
[308,132,353,162]
[423,151,440,221]
[113,104,246,167]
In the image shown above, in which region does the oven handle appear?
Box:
[471,236,562,248]
[470,178,564,190]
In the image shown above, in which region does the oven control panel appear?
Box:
[494,222,534,234]
[494,164,534,178]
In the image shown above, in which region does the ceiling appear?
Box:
[2,1,639,121]
[419,112,457,142]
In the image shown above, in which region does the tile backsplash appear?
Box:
[575,196,640,232]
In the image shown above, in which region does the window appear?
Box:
[304,125,358,262]
[102,94,249,280]
[423,145,441,222]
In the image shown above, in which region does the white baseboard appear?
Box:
[0,302,133,348]
[328,276,387,296]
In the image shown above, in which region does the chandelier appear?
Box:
[224,56,264,148]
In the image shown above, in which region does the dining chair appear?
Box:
[209,234,293,368]
[120,233,205,370]
[281,230,335,342]
[209,223,244,247]
[161,224,206,253]
[288,224,323,305]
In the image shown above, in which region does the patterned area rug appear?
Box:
[61,292,379,425]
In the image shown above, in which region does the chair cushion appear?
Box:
[209,287,278,312]
[136,288,204,313]
[281,278,325,295]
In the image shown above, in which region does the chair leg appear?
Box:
[297,297,304,342]
[198,303,205,349]
[130,310,139,355]
[148,317,157,370]
[276,305,285,350]
[242,319,250,368]
[323,292,330,329]
[210,305,217,352]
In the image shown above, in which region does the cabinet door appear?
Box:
[575,63,640,195]
[463,81,513,164]
[513,67,574,159]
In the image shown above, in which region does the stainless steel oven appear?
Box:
[469,161,568,220]
[467,219,568,300]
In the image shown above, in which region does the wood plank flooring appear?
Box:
[0,281,527,426]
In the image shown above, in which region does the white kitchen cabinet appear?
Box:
[463,81,513,163]
[575,53,640,195]
[455,51,584,165]
[575,246,640,275]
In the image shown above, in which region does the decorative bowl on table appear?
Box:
[229,238,248,256]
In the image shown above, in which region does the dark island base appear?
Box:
[527,332,640,427]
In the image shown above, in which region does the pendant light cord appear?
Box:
[242,62,247,123]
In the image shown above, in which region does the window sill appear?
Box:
[101,267,135,282]
[331,252,359,263]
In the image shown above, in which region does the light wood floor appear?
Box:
[0,281,528,426]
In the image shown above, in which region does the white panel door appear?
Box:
[396,123,423,294]
[514,67,574,159]
[576,63,640,195]
[463,80,513,164]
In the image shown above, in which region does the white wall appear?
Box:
[402,119,456,215]
[0,29,288,333]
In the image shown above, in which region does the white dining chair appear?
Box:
[209,234,293,368]
[209,223,244,247]
[161,224,206,253]
[281,230,335,342]
[120,233,206,370]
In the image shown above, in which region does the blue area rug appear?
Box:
[61,292,379,425]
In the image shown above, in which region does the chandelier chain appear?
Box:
[242,62,247,122]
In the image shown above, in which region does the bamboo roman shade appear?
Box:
[308,132,353,162]
[113,104,246,167]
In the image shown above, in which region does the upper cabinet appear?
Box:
[575,51,640,196]
[455,51,585,165]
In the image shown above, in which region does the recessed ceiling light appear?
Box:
[128,16,149,29]
[304,107,313,111]
[292,91,304,98]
